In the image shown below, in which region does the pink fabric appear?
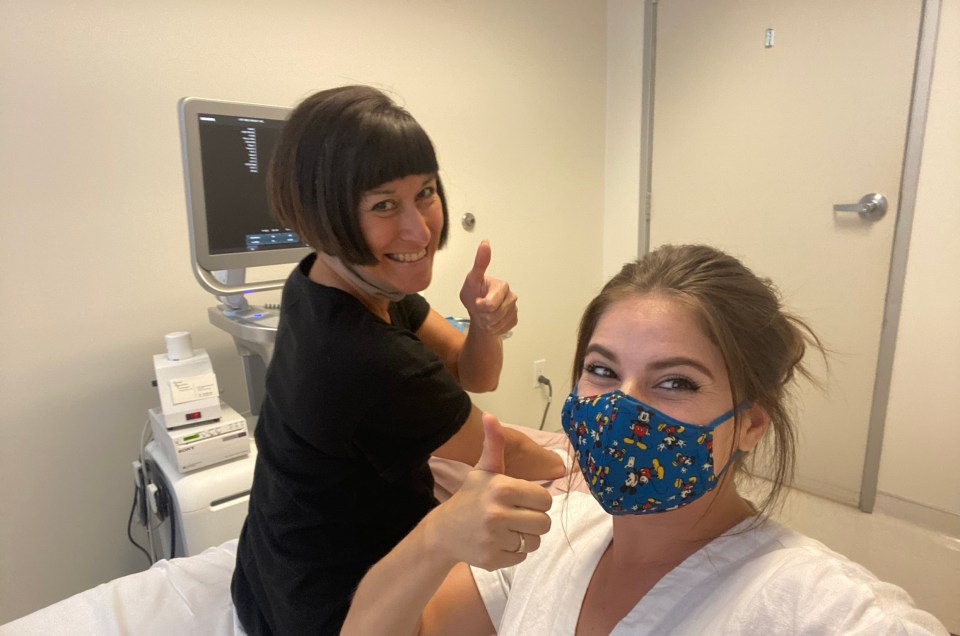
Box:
[429,424,585,502]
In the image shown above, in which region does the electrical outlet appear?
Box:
[532,359,546,388]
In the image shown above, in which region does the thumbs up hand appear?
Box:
[459,241,518,337]
[476,410,507,475]
[427,413,553,572]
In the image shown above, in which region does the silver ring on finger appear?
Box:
[512,531,526,554]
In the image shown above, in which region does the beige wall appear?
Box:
[603,2,646,280]
[0,1,605,621]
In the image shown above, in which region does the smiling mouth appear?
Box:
[387,249,428,263]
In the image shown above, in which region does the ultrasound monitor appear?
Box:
[179,97,311,416]
[178,97,310,296]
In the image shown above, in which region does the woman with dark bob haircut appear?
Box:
[343,244,948,635]
[231,85,565,635]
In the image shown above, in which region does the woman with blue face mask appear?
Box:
[342,244,949,635]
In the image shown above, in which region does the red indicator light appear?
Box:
[186,411,202,420]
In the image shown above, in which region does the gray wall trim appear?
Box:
[860,0,942,513]
[637,0,657,256]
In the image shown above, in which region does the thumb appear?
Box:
[466,241,492,290]
[476,412,506,474]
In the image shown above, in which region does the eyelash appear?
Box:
[657,376,701,392]
[584,362,617,379]
[583,363,701,392]
[369,186,435,212]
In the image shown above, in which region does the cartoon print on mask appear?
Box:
[672,452,695,473]
[593,412,610,448]
[622,406,652,449]
[620,456,665,495]
[657,423,685,450]
[562,389,744,516]
[675,476,699,499]
[697,432,714,472]
[583,451,610,488]
[639,497,662,512]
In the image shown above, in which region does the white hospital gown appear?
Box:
[471,492,948,635]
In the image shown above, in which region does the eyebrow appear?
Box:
[648,356,715,379]
[585,343,618,361]
[365,176,436,196]
[584,344,714,379]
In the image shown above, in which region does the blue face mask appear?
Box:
[561,390,743,515]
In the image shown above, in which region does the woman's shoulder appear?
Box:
[545,492,612,547]
[722,521,948,634]
[552,490,607,517]
[725,519,889,595]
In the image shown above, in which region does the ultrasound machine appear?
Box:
[135,97,306,561]
[180,97,309,416]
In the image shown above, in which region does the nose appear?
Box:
[399,201,431,243]
[618,380,643,401]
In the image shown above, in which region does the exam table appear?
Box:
[0,426,573,635]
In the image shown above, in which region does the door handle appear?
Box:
[833,193,887,221]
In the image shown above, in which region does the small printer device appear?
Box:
[153,331,221,428]
[149,331,249,473]
[148,402,249,473]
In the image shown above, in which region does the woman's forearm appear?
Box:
[502,426,567,481]
[456,326,504,392]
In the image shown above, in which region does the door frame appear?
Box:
[637,0,943,512]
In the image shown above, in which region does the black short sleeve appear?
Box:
[264,281,470,479]
[232,255,473,636]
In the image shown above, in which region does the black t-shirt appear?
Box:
[232,254,472,635]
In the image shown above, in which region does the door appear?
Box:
[649,0,922,505]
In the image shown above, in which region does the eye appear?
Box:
[655,376,700,392]
[417,186,436,199]
[584,362,618,380]
[370,199,397,213]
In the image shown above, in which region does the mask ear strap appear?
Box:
[706,409,736,428]
[706,400,753,428]
[714,449,742,481]
[709,401,752,477]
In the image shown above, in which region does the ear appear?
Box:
[737,404,770,453]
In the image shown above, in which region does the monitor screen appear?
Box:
[179,97,311,274]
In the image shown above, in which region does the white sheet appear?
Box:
[0,541,244,636]
[0,427,573,635]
